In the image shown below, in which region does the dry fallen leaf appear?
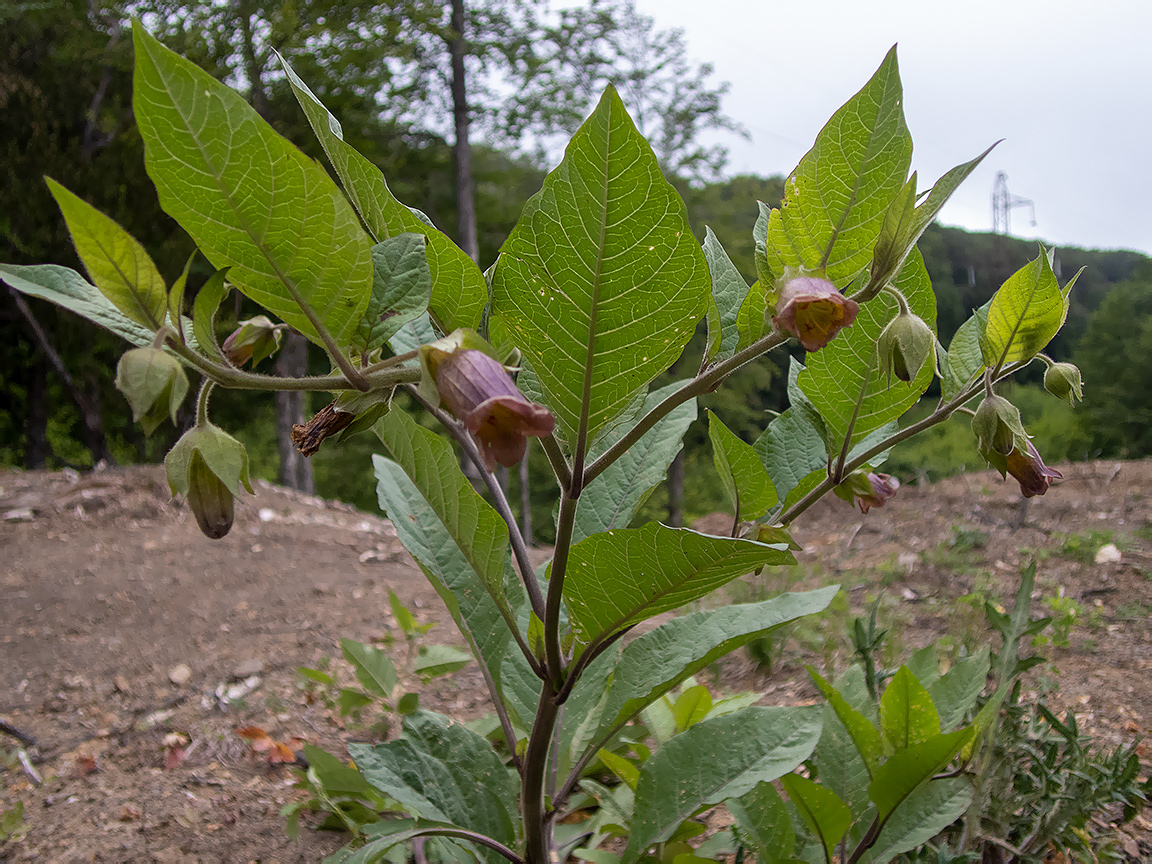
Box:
[234,726,297,765]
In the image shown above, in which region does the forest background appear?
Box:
[3,0,1150,539]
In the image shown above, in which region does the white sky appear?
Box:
[633,0,1151,254]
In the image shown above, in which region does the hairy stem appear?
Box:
[545,492,578,686]
[540,434,572,492]
[522,682,560,864]
[194,379,214,427]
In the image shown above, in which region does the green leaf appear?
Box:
[671,685,713,731]
[341,638,398,698]
[779,773,852,864]
[0,264,158,347]
[622,706,822,862]
[192,268,229,362]
[373,410,518,634]
[728,782,795,862]
[928,646,990,732]
[372,455,512,693]
[354,234,433,355]
[907,146,996,251]
[388,588,418,636]
[388,312,438,357]
[132,24,370,347]
[865,777,972,863]
[981,249,1064,366]
[414,645,472,680]
[168,251,195,342]
[573,382,697,544]
[799,251,936,447]
[868,172,918,289]
[490,86,709,446]
[752,201,777,287]
[754,408,826,506]
[45,177,168,330]
[400,711,518,813]
[808,667,882,775]
[279,53,486,333]
[702,227,751,363]
[942,299,990,401]
[811,700,874,824]
[297,667,334,686]
[906,645,941,689]
[339,688,373,715]
[562,522,796,645]
[763,47,912,286]
[734,279,769,352]
[583,588,838,773]
[880,666,942,753]
[868,728,972,820]
[597,748,640,791]
[709,411,777,521]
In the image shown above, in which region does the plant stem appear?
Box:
[545,492,577,686]
[522,681,560,864]
[583,329,789,486]
[194,379,214,427]
[397,828,527,864]
[360,348,418,373]
[833,360,873,483]
[540,434,572,491]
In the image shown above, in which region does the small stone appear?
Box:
[168,664,192,686]
[232,658,264,679]
[3,507,34,521]
[63,674,89,690]
[1095,543,1122,564]
[114,675,131,694]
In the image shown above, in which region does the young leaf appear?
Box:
[45,178,168,330]
[354,234,433,355]
[278,53,486,334]
[727,781,796,862]
[808,667,882,775]
[622,706,823,862]
[928,645,990,732]
[866,776,972,863]
[702,227,751,364]
[413,645,472,680]
[192,268,230,362]
[388,312,438,357]
[779,773,852,864]
[490,85,709,447]
[734,279,769,352]
[709,410,777,522]
[868,727,972,820]
[562,522,796,645]
[584,588,838,755]
[671,685,713,731]
[880,666,942,753]
[167,251,195,342]
[763,47,913,286]
[341,639,398,698]
[597,749,640,791]
[572,382,697,544]
[980,249,1064,366]
[941,299,990,400]
[132,24,371,347]
[799,251,936,447]
[0,264,156,347]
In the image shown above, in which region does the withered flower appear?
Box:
[422,332,554,471]
[834,470,900,514]
[221,316,283,368]
[773,274,860,352]
[1005,440,1062,498]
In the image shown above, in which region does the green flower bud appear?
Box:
[877,310,935,383]
[221,315,283,368]
[165,424,253,539]
[971,394,1027,461]
[114,347,189,435]
[1044,361,1083,406]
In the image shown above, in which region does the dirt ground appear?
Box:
[2,458,1150,863]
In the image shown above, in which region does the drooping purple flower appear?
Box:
[773,275,860,352]
[1005,441,1062,498]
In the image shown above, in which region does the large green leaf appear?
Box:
[728,782,795,862]
[779,773,852,864]
[373,409,517,631]
[572,382,697,544]
[761,47,912,286]
[809,668,882,775]
[490,86,709,446]
[811,701,874,829]
[45,178,168,330]
[754,408,826,505]
[0,264,157,347]
[868,728,972,820]
[709,410,778,521]
[942,300,990,400]
[981,250,1064,366]
[928,646,990,732]
[353,234,433,355]
[622,706,822,862]
[132,24,370,347]
[799,251,936,447]
[400,711,518,812]
[278,54,486,333]
[880,666,942,753]
[702,227,751,363]
[372,455,511,689]
[864,777,972,863]
[584,589,837,752]
[562,522,796,645]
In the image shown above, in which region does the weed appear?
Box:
[925,526,989,574]
[1057,529,1114,563]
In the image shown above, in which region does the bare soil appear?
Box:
[2,459,1150,863]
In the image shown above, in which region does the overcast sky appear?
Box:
[632,0,1151,255]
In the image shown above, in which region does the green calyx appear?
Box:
[114,347,189,435]
[971,394,1028,469]
[165,422,253,539]
[1043,361,1083,406]
[876,308,934,383]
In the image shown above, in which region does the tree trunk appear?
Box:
[25,357,49,469]
[449,0,480,262]
[275,332,313,493]
[236,0,269,117]
[667,449,684,528]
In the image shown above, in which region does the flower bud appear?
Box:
[833,470,900,514]
[114,347,189,435]
[165,424,253,539]
[772,271,860,352]
[221,316,283,367]
[1005,440,1062,498]
[1044,361,1082,406]
[971,394,1027,460]
[877,310,935,383]
[419,329,554,471]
